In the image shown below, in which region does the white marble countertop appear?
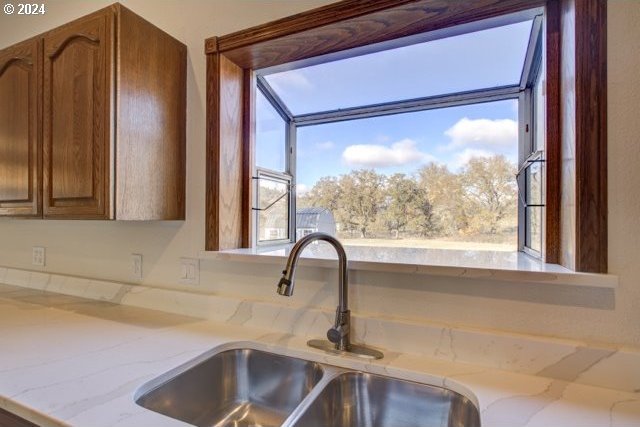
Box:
[201,245,618,288]
[1,283,638,427]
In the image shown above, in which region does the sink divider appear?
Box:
[280,364,345,427]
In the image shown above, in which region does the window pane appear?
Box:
[263,20,533,114]
[257,176,290,242]
[295,100,519,251]
[525,206,542,253]
[533,62,546,152]
[525,160,543,206]
[256,90,286,172]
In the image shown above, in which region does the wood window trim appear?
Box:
[573,0,607,273]
[205,0,607,273]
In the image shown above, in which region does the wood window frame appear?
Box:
[205,0,607,273]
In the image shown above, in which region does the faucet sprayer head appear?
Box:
[277,274,293,296]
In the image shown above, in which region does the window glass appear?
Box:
[526,206,542,253]
[253,12,546,255]
[533,63,545,152]
[295,100,519,251]
[525,160,543,206]
[524,158,544,254]
[264,21,533,114]
[524,59,545,256]
[256,90,286,172]
[257,174,290,243]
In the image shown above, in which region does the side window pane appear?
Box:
[524,60,546,256]
[256,90,286,172]
[257,174,290,243]
[526,206,542,253]
[524,157,543,254]
[533,64,545,152]
[526,160,543,206]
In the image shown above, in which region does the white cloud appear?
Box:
[444,117,518,149]
[342,138,436,168]
[315,141,335,151]
[448,148,493,171]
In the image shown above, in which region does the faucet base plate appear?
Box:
[307,339,384,360]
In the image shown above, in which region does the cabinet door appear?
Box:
[0,38,41,217]
[42,9,113,218]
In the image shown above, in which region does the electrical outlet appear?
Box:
[32,247,45,267]
[131,254,143,280]
[179,258,199,285]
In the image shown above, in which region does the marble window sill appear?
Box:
[200,245,618,289]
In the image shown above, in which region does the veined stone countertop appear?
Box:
[0,283,639,427]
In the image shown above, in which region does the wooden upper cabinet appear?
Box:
[43,10,112,218]
[115,7,186,220]
[0,38,41,217]
[0,4,187,220]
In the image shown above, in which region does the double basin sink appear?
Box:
[135,347,480,427]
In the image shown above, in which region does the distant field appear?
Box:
[340,237,516,252]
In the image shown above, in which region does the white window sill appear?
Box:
[199,245,617,289]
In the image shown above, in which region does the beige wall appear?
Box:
[0,0,638,349]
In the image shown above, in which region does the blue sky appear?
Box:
[255,20,532,192]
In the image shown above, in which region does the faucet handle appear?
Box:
[327,324,347,343]
[327,308,350,349]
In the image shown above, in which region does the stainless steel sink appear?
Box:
[135,346,480,427]
[288,372,480,427]
[135,348,324,427]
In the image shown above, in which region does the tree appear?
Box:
[299,156,517,242]
[408,184,436,238]
[383,173,433,238]
[460,155,517,235]
[338,170,385,238]
[299,175,356,234]
[417,163,467,236]
[299,176,341,212]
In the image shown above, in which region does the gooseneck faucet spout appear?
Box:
[277,233,348,307]
[276,232,383,359]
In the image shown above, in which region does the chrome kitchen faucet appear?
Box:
[277,232,383,359]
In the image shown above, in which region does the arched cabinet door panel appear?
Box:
[0,38,41,217]
[0,4,185,221]
[42,9,113,219]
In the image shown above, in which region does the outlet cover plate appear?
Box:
[32,247,45,267]
[179,258,199,285]
[131,254,143,280]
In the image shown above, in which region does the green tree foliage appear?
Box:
[460,155,517,234]
[383,174,434,238]
[299,176,341,212]
[409,184,437,237]
[340,170,385,238]
[298,155,517,240]
[300,171,383,237]
[416,163,467,236]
